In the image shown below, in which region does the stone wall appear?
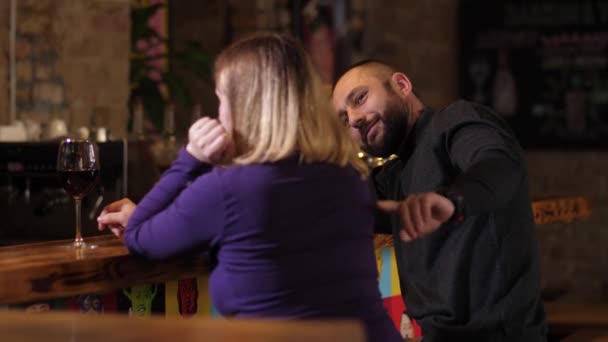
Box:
[0,0,130,138]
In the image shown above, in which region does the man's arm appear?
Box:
[376,119,526,242]
[443,121,525,217]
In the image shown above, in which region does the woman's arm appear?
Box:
[99,117,234,259]
[124,149,225,260]
[133,148,212,218]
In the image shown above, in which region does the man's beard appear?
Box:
[363,95,409,158]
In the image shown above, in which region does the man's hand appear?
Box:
[186,117,235,164]
[377,192,455,242]
[97,198,137,239]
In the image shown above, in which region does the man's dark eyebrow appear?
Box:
[346,86,367,105]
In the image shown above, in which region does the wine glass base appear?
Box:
[64,241,98,250]
[63,241,98,259]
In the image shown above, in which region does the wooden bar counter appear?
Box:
[0,235,207,305]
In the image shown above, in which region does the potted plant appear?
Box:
[129,3,212,136]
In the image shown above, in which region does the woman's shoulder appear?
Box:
[213,159,364,185]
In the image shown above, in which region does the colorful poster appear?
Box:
[64,293,118,314]
[165,276,217,317]
[376,246,422,339]
[9,299,64,312]
[120,284,165,317]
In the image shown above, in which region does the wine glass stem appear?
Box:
[74,198,84,247]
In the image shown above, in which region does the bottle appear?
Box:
[191,103,203,124]
[492,50,518,117]
[468,57,490,104]
[565,73,587,135]
[160,103,177,167]
[132,98,145,140]
[163,103,176,141]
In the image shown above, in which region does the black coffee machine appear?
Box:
[0,140,127,246]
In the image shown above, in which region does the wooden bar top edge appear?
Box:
[0,235,208,305]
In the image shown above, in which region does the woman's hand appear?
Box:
[186,117,235,164]
[97,198,137,239]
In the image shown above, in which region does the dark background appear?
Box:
[460,0,608,148]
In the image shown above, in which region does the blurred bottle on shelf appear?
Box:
[564,73,587,135]
[163,103,176,142]
[191,103,203,124]
[131,97,145,141]
[492,49,518,117]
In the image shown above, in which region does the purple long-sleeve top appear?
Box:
[125,148,402,342]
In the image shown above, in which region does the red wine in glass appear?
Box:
[59,170,100,199]
[57,139,100,248]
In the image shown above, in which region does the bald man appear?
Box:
[332,60,547,342]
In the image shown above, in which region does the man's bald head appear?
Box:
[333,59,397,93]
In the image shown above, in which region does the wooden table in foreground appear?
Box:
[0,311,364,342]
[0,235,207,305]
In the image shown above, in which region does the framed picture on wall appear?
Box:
[460,0,608,148]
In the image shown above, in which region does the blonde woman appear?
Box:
[98,33,401,342]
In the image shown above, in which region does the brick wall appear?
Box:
[0,1,11,124]
[0,0,130,138]
[362,0,459,108]
[527,151,608,303]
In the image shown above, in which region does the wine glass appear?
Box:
[57,139,100,248]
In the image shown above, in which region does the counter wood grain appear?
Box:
[0,235,207,304]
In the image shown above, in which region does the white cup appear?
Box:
[96,127,107,142]
[43,119,68,140]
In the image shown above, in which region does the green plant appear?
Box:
[130,3,212,133]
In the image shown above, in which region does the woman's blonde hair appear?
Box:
[214,32,367,176]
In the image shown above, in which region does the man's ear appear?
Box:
[391,72,413,97]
